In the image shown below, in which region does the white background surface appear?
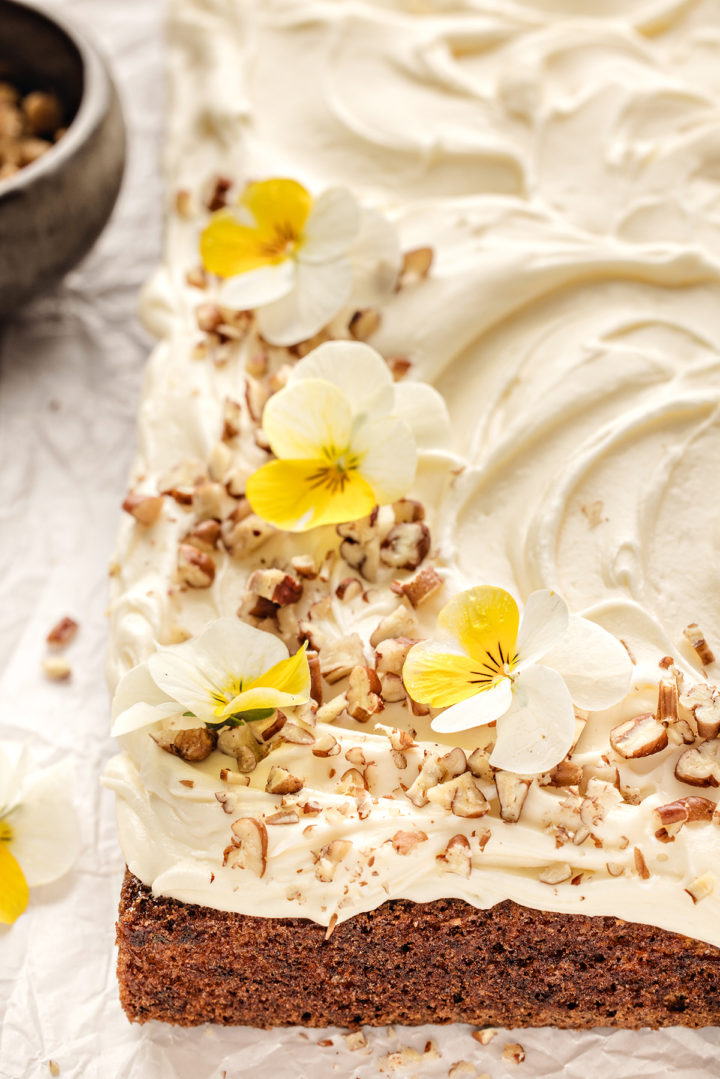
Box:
[1,2,720,1077]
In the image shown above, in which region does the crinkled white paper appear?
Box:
[1,2,720,1077]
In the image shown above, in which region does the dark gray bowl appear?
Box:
[0,0,126,317]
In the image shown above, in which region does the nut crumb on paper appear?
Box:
[503,1042,526,1064]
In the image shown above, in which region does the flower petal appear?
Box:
[219,260,295,310]
[241,178,313,237]
[262,378,353,462]
[200,210,273,278]
[541,615,634,711]
[300,188,361,263]
[147,618,289,722]
[403,641,491,707]
[392,381,451,452]
[0,743,31,816]
[437,586,519,669]
[353,415,418,504]
[431,679,513,734]
[256,258,353,347]
[0,845,28,924]
[348,207,401,307]
[8,758,80,887]
[515,590,569,669]
[111,662,177,723]
[111,701,178,738]
[223,644,310,715]
[490,665,576,774]
[246,458,376,531]
[291,341,395,417]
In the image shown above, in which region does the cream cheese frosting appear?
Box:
[105,0,720,943]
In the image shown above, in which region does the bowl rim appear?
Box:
[0,0,111,198]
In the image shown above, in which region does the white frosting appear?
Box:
[105,0,720,942]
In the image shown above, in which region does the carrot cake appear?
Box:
[105,0,720,1028]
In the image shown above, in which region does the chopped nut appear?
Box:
[379,672,406,703]
[48,1061,60,1077]
[375,636,416,675]
[336,767,367,795]
[401,247,433,278]
[154,727,217,762]
[541,759,583,788]
[177,543,216,588]
[46,616,78,648]
[314,839,353,882]
[392,499,425,523]
[349,308,381,339]
[217,729,261,773]
[389,356,412,380]
[685,871,715,904]
[42,656,71,682]
[266,808,300,825]
[675,739,720,787]
[370,605,420,648]
[347,666,384,722]
[344,1031,368,1051]
[319,634,365,684]
[606,861,625,877]
[681,682,720,739]
[336,576,363,601]
[653,795,715,842]
[538,862,572,885]
[22,91,62,136]
[316,693,348,724]
[380,522,431,571]
[313,732,341,757]
[291,554,317,579]
[436,834,472,877]
[265,766,304,795]
[684,623,715,665]
[248,568,303,606]
[204,174,232,211]
[225,818,267,876]
[495,772,532,822]
[502,1043,526,1065]
[184,518,221,552]
[471,1028,497,1046]
[609,713,668,759]
[633,846,651,879]
[406,755,444,807]
[467,747,493,781]
[391,829,428,855]
[222,513,275,557]
[448,1063,476,1077]
[192,481,226,521]
[280,723,316,746]
[122,491,164,526]
[392,565,443,607]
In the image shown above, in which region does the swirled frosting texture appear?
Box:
[105,0,720,941]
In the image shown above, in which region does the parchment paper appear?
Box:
[1,2,719,1077]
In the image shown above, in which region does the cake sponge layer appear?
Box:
[117,871,720,1029]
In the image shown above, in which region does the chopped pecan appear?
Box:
[349,308,381,340]
[225,818,267,877]
[684,623,715,666]
[436,834,471,877]
[265,766,304,795]
[46,616,78,648]
[369,605,420,648]
[391,829,428,855]
[380,522,431,571]
[675,740,720,787]
[392,565,443,608]
[686,871,715,903]
[653,795,716,842]
[177,544,216,588]
[314,839,353,882]
[347,666,384,722]
[610,713,668,758]
[374,636,416,675]
[495,772,532,823]
[401,247,433,279]
[154,727,217,762]
[318,634,365,684]
[122,491,163,526]
[538,863,572,885]
[682,682,720,739]
[248,568,303,606]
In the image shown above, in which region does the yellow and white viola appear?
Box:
[403,586,633,774]
[200,178,400,346]
[0,744,80,925]
[111,618,311,737]
[245,340,450,532]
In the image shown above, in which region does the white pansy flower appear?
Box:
[245,340,451,532]
[0,744,80,925]
[200,178,400,346]
[403,586,633,774]
[112,618,311,737]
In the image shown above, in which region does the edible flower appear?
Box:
[245,340,450,532]
[402,586,633,774]
[0,744,80,925]
[200,178,400,346]
[111,618,311,737]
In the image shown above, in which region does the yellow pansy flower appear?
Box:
[403,586,633,774]
[0,744,80,925]
[111,618,311,737]
[245,340,451,532]
[200,178,400,346]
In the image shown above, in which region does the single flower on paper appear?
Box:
[0,744,80,925]
[245,340,450,532]
[200,178,400,346]
[111,617,311,737]
[402,586,633,774]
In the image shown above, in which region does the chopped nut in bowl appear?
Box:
[0,0,125,317]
